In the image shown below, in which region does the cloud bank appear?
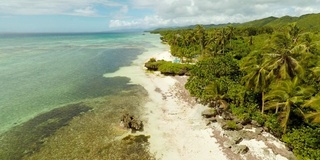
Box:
[110,0,320,29]
[0,0,320,30]
[0,0,121,16]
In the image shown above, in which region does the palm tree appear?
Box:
[265,77,315,133]
[288,23,300,44]
[215,28,227,55]
[264,32,306,80]
[242,66,269,113]
[204,80,228,110]
[194,25,206,55]
[203,31,218,57]
[241,51,270,114]
[303,95,320,123]
[227,26,235,47]
[311,67,320,79]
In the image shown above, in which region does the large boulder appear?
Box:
[255,127,264,135]
[221,111,233,120]
[223,140,235,148]
[121,113,143,131]
[224,131,243,144]
[251,120,262,127]
[207,117,217,122]
[201,109,218,118]
[231,145,249,154]
[230,134,243,144]
[130,117,143,130]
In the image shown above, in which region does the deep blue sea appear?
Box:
[0,32,163,134]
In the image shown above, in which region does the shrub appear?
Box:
[282,126,320,160]
[144,59,166,71]
[264,114,282,137]
[144,58,193,76]
[158,62,192,75]
[251,112,266,126]
[222,120,241,130]
[149,58,156,62]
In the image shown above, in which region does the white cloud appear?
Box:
[120,5,129,14]
[109,20,139,28]
[0,0,121,16]
[112,5,131,19]
[109,15,170,29]
[113,0,320,29]
[72,6,97,17]
[1,0,320,30]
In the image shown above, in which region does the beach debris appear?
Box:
[121,113,143,131]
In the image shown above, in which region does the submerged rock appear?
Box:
[122,134,150,144]
[0,103,92,160]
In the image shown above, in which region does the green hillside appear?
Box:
[241,16,278,27]
[265,15,298,29]
[152,13,320,32]
[296,13,320,31]
[234,13,320,31]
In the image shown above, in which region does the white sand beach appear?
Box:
[104,48,295,160]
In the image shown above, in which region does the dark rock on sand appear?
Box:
[231,145,249,154]
[121,113,143,131]
[201,109,218,118]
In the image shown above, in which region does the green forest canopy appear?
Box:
[150,13,320,159]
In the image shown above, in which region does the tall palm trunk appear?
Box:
[261,91,265,114]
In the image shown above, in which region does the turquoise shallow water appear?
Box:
[0,32,161,134]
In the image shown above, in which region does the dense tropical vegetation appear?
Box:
[150,14,320,159]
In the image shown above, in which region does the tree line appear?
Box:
[151,24,320,159]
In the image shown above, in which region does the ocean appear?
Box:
[0,32,165,159]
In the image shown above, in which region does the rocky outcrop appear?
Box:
[231,145,249,154]
[121,113,143,131]
[201,108,218,118]
[223,131,243,146]
[221,120,243,131]
[251,120,262,127]
[223,131,248,154]
[221,111,233,120]
[200,104,295,158]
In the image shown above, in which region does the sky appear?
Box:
[0,0,320,33]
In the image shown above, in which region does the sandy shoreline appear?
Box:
[105,50,226,159]
[105,47,294,160]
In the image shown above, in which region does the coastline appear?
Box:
[105,48,227,159]
[105,41,295,159]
